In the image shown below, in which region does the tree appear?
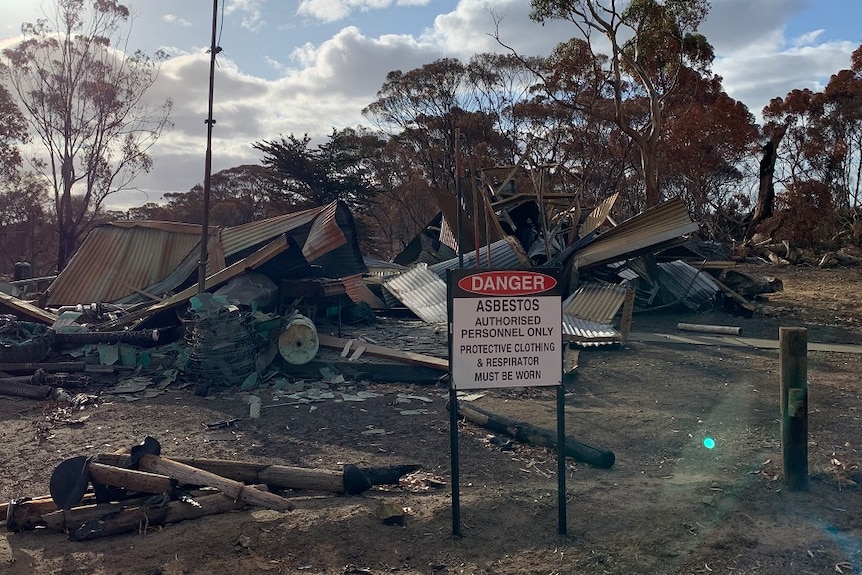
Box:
[0,173,53,275]
[254,128,384,213]
[757,44,862,246]
[363,58,470,197]
[0,84,28,181]
[157,164,284,226]
[658,67,759,234]
[529,0,712,207]
[1,0,173,270]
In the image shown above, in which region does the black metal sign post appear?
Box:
[448,268,565,537]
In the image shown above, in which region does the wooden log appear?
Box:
[0,378,52,399]
[456,402,615,469]
[135,454,295,511]
[677,323,741,336]
[95,454,415,492]
[87,462,175,494]
[97,455,369,494]
[67,491,248,541]
[4,488,221,532]
[0,361,86,373]
[4,494,93,530]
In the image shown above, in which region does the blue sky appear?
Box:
[1,0,861,210]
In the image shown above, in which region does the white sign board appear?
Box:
[449,269,562,390]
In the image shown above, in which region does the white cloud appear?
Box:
[162,14,192,27]
[297,0,432,23]
[297,0,351,24]
[225,0,265,32]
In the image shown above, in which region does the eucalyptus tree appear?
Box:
[1,0,173,269]
[529,0,713,207]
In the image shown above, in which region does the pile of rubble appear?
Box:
[1,176,799,401]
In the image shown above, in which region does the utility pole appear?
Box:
[197,0,220,293]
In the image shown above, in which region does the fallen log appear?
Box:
[87,462,176,495]
[0,361,87,373]
[5,488,231,532]
[456,401,615,469]
[136,453,295,512]
[95,454,419,494]
[67,490,248,541]
[0,377,52,399]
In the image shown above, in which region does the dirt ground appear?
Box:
[1,261,861,575]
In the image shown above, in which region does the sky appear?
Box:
[1,0,861,211]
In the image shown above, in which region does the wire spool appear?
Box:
[278,314,319,365]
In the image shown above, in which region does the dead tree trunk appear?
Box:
[747,123,789,239]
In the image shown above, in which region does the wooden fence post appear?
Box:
[780,327,808,491]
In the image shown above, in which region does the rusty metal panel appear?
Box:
[301,202,346,261]
[563,282,630,324]
[382,263,448,324]
[220,205,324,257]
[574,197,698,269]
[46,223,204,306]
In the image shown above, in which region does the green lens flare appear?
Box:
[703,437,716,449]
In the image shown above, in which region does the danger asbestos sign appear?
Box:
[448,268,563,390]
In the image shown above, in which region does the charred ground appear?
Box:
[1,262,861,575]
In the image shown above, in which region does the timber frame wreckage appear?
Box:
[0,166,785,538]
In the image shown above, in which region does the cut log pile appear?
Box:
[2,437,421,541]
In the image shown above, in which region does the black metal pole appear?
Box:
[448,269,461,537]
[197,0,219,294]
[455,128,464,270]
[557,383,567,535]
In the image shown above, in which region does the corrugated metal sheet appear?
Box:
[382,263,448,323]
[627,259,719,311]
[658,260,719,311]
[562,315,621,347]
[573,197,698,269]
[428,237,530,280]
[220,205,323,257]
[438,214,458,252]
[563,282,630,324]
[580,192,619,237]
[364,258,406,278]
[47,201,367,307]
[45,222,205,306]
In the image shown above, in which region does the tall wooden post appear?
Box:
[780,327,808,491]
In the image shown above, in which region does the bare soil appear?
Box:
[2,262,861,575]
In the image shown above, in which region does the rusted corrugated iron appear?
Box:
[45,222,206,307]
[46,201,366,308]
[573,197,698,269]
[220,205,323,256]
[382,263,448,324]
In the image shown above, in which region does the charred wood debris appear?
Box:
[1,167,856,537]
